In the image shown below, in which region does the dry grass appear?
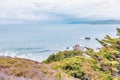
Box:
[0,57,57,80]
[0,71,57,80]
[0,57,78,80]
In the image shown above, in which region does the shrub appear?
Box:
[43,50,83,63]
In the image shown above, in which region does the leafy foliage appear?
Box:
[45,28,120,80]
[1,28,120,80]
[43,50,83,63]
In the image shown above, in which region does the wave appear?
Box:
[0,48,59,62]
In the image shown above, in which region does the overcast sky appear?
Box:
[0,0,120,24]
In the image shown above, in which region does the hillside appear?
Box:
[0,57,78,80]
[0,57,58,80]
[0,28,120,80]
[44,28,120,80]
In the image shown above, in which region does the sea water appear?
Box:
[0,24,119,61]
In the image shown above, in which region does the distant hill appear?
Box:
[68,20,120,24]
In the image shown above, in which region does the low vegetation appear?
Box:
[43,50,83,63]
[0,57,58,80]
[1,28,120,80]
[45,28,120,80]
[0,57,78,80]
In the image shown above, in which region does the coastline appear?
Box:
[0,24,118,61]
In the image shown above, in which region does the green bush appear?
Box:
[43,50,83,63]
[44,28,120,80]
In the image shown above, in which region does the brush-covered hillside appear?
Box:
[0,57,77,80]
[0,28,120,80]
[0,57,57,80]
[44,28,120,80]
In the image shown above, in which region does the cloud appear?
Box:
[0,0,120,24]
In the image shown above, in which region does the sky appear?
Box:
[0,0,120,24]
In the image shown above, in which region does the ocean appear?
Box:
[0,24,119,61]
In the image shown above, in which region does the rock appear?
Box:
[73,44,84,51]
[85,37,91,40]
[66,47,69,49]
